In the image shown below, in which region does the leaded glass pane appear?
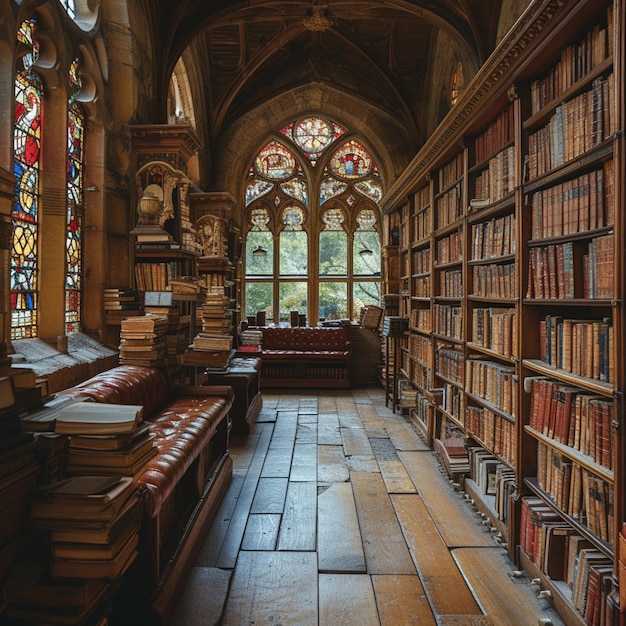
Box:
[319,282,348,320]
[250,207,271,231]
[17,19,39,70]
[319,176,347,204]
[254,141,297,179]
[321,207,344,230]
[354,178,383,203]
[246,179,273,206]
[319,230,347,276]
[280,178,307,205]
[66,102,83,333]
[293,117,333,155]
[246,231,273,277]
[59,0,77,19]
[282,206,304,231]
[12,68,42,339]
[245,281,273,321]
[329,139,372,179]
[278,282,307,323]
[279,230,307,276]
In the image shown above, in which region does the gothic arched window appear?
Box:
[244,117,382,325]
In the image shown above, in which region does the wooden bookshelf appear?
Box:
[382,0,623,623]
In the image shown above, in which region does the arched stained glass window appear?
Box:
[12,21,42,339]
[244,117,382,325]
[65,100,84,333]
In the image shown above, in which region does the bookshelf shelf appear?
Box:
[525,477,613,559]
[525,426,614,483]
[523,359,615,397]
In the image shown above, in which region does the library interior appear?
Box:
[0,0,624,625]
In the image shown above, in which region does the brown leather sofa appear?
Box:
[59,364,233,621]
[258,326,351,388]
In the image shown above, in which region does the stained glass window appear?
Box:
[12,21,42,340]
[245,118,382,325]
[254,141,297,179]
[65,102,84,333]
[329,140,372,179]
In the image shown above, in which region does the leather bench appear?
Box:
[257,326,351,388]
[58,364,233,621]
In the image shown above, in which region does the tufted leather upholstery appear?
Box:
[260,326,349,359]
[59,365,233,518]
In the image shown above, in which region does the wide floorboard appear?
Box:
[170,387,566,626]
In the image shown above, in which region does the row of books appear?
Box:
[537,442,613,544]
[435,228,462,265]
[439,269,462,298]
[433,304,462,340]
[465,358,517,417]
[469,213,516,261]
[471,145,515,205]
[529,7,613,114]
[539,315,613,383]
[526,242,576,300]
[471,261,516,299]
[527,75,614,181]
[408,333,431,366]
[411,247,430,274]
[519,496,612,624]
[435,347,464,385]
[409,307,431,333]
[465,406,516,466]
[434,182,463,230]
[471,307,516,357]
[528,377,613,470]
[529,162,613,240]
[471,104,515,165]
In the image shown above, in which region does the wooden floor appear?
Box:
[170,387,566,626]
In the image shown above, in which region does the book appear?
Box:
[55,402,144,435]
[69,422,152,451]
[50,493,143,545]
[67,433,157,469]
[51,531,138,579]
[190,332,233,351]
[67,444,158,478]
[28,475,137,522]
[4,544,109,610]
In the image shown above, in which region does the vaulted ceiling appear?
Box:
[140,1,519,190]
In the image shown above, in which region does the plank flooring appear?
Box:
[170,387,567,626]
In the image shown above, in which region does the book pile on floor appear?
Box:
[118,314,169,366]
[55,402,158,479]
[238,328,263,354]
[0,375,39,581]
[3,474,143,625]
[103,288,142,325]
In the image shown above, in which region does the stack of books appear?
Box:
[359,305,383,330]
[0,375,39,577]
[103,288,142,326]
[184,332,234,369]
[118,314,169,366]
[27,474,143,581]
[55,402,157,479]
[3,543,121,626]
[201,289,233,334]
[240,328,263,351]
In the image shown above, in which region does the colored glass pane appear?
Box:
[245,178,273,206]
[321,207,344,230]
[329,139,372,179]
[354,178,383,203]
[66,102,84,333]
[12,69,42,339]
[17,19,39,70]
[282,206,304,231]
[280,178,307,205]
[319,176,347,204]
[250,207,270,232]
[254,141,297,179]
[293,117,333,155]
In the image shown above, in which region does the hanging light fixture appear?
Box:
[359,246,374,257]
[252,245,268,258]
[303,1,334,32]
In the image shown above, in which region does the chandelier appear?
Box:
[303,1,334,32]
